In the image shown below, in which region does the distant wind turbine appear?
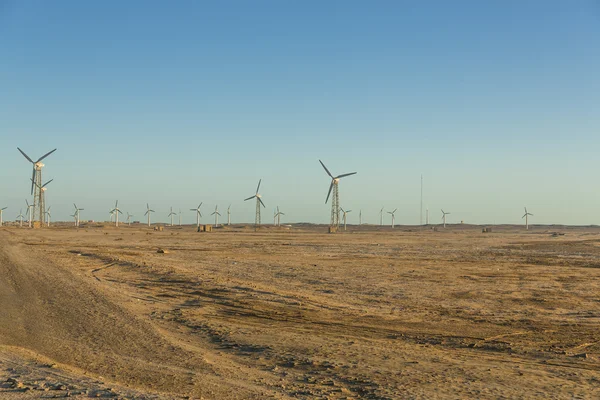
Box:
[25,200,34,228]
[522,207,533,230]
[211,205,221,227]
[340,207,351,231]
[190,203,203,229]
[126,212,133,226]
[441,209,450,228]
[244,179,265,229]
[379,207,384,226]
[73,203,84,227]
[45,206,51,227]
[275,206,284,226]
[168,207,176,227]
[387,208,397,229]
[17,209,24,227]
[227,205,231,225]
[319,160,356,229]
[145,203,155,227]
[111,200,123,227]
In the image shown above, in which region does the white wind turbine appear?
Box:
[73,203,84,227]
[379,207,384,226]
[359,209,362,226]
[227,205,231,226]
[190,203,203,229]
[45,206,51,227]
[441,209,450,228]
[168,207,176,227]
[319,160,356,229]
[340,207,351,231]
[126,212,133,225]
[273,208,277,226]
[17,209,24,227]
[426,207,429,225]
[0,207,6,226]
[275,206,284,226]
[145,203,155,227]
[244,179,265,229]
[178,209,182,226]
[25,200,34,228]
[387,208,397,229]
[211,205,221,227]
[111,200,123,227]
[522,207,533,230]
[71,211,78,225]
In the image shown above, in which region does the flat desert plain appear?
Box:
[1,224,600,399]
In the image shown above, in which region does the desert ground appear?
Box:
[1,223,600,399]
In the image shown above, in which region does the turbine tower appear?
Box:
[244,179,265,229]
[126,213,133,225]
[111,200,123,227]
[168,207,176,227]
[18,147,56,225]
[387,208,397,229]
[522,207,533,230]
[426,207,429,225]
[340,208,351,231]
[211,205,221,227]
[359,210,362,226]
[178,209,182,226]
[72,211,78,225]
[379,207,384,226]
[73,204,84,227]
[441,209,450,228]
[227,205,231,225]
[273,208,277,226]
[190,203,203,229]
[17,210,24,227]
[145,203,155,227]
[319,160,356,229]
[0,207,6,226]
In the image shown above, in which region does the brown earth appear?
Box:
[1,224,599,399]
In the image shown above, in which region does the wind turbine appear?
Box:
[45,206,51,227]
[71,211,78,225]
[522,207,533,230]
[0,207,6,226]
[190,203,203,229]
[25,200,34,228]
[111,200,123,227]
[379,207,384,226]
[126,212,133,226]
[17,210,24,227]
[426,207,429,225]
[387,208,397,229]
[273,208,277,226]
[211,205,221,227]
[145,203,155,227]
[73,203,84,227]
[18,147,56,225]
[340,208,351,231]
[178,209,182,226]
[168,207,176,227]
[227,205,231,225]
[441,209,450,228]
[244,179,265,229]
[275,206,284,226]
[359,210,362,226]
[109,209,115,223]
[319,160,356,229]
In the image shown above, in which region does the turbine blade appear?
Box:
[393,208,397,213]
[17,148,34,163]
[319,160,334,178]
[144,211,148,216]
[256,179,261,194]
[259,198,266,208]
[245,195,256,201]
[36,148,57,162]
[335,172,357,179]
[30,168,36,195]
[42,179,53,188]
[325,182,333,204]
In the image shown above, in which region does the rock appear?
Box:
[157,248,169,254]
[573,353,588,359]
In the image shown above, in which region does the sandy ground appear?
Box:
[1,223,600,399]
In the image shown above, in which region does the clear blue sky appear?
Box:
[1,1,599,225]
